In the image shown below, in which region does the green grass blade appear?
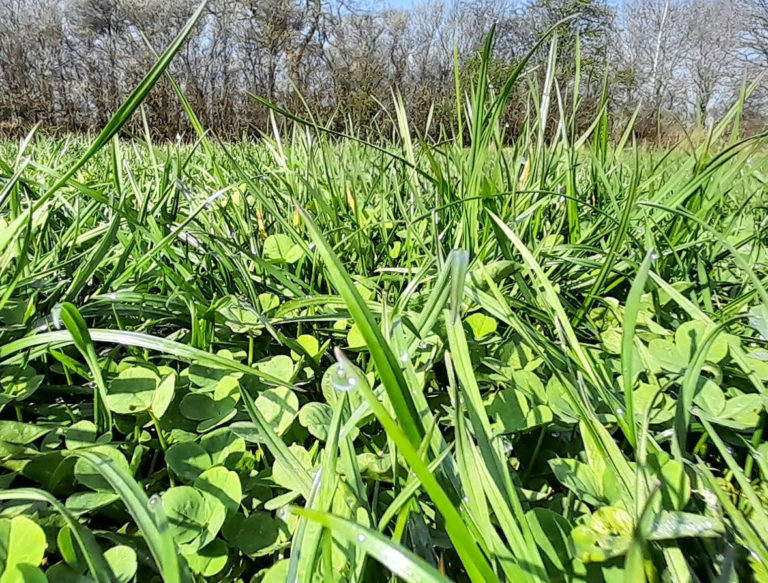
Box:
[73,450,190,583]
[291,507,452,583]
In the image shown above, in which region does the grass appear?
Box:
[1,11,768,583]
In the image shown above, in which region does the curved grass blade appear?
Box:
[297,206,424,446]
[0,328,296,388]
[291,507,452,583]
[639,201,768,309]
[59,303,111,432]
[620,248,657,449]
[333,350,499,583]
[240,383,313,496]
[73,450,190,583]
[0,488,116,583]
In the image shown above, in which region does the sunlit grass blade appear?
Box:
[296,205,424,445]
[291,507,452,583]
[59,303,111,432]
[620,248,657,449]
[73,450,190,583]
[333,350,499,583]
[0,488,116,583]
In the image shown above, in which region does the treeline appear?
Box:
[1,0,767,140]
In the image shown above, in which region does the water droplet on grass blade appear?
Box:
[332,348,362,393]
[357,534,366,543]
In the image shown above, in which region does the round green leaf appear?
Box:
[272,445,313,491]
[291,334,320,361]
[0,564,47,583]
[194,467,242,512]
[256,355,294,383]
[74,446,130,491]
[151,374,176,419]
[647,338,685,373]
[184,539,228,577]
[263,234,302,264]
[199,428,245,466]
[103,545,137,583]
[254,387,298,436]
[0,516,46,570]
[162,486,225,551]
[179,393,222,421]
[298,402,332,441]
[346,323,365,349]
[64,420,98,450]
[234,511,284,557]
[260,559,290,583]
[675,321,729,363]
[165,442,212,482]
[106,365,158,415]
[0,421,50,445]
[466,313,498,339]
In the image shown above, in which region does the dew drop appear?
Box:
[419,342,429,351]
[357,534,366,543]
[347,377,358,388]
[308,243,316,252]
[38,324,47,332]
[148,494,161,506]
[400,352,409,363]
[616,407,624,416]
[336,366,346,377]
[51,304,62,329]
[109,292,117,301]
[650,249,660,261]
[462,495,470,503]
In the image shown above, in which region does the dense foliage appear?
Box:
[1,7,768,583]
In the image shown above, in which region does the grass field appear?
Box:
[2,8,768,583]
